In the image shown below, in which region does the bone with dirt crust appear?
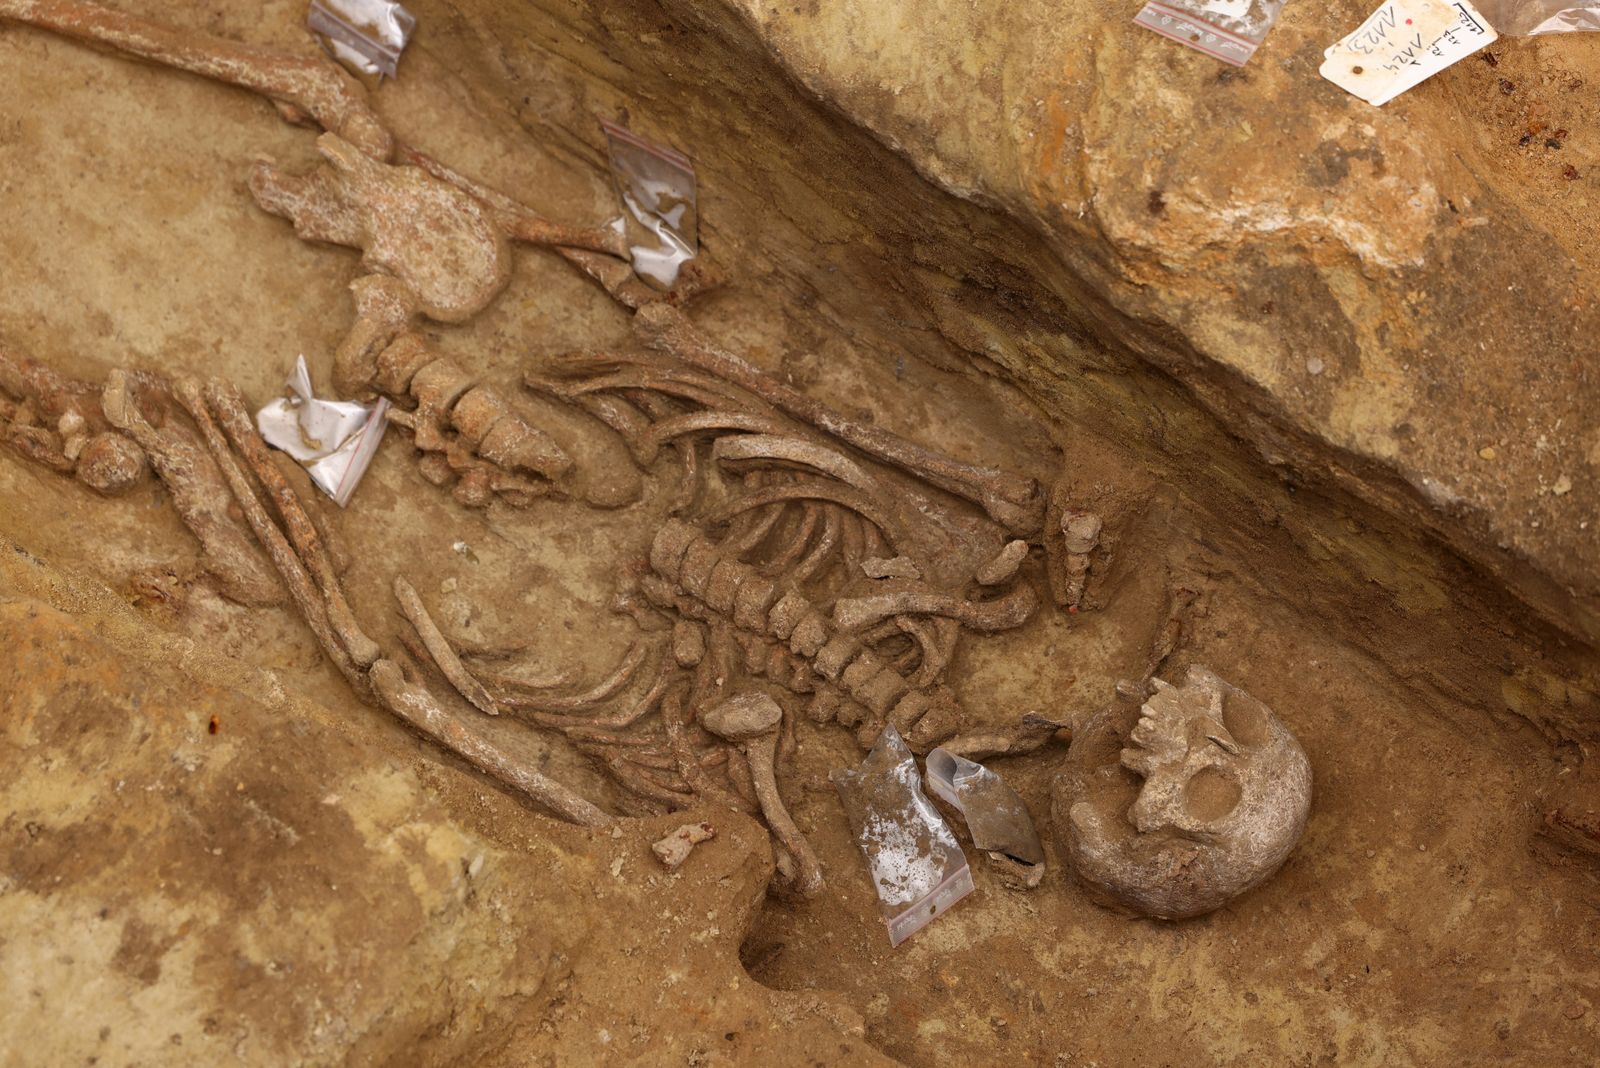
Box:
[393,576,500,716]
[1053,666,1312,920]
[205,379,379,667]
[100,370,282,607]
[251,133,513,326]
[173,377,365,691]
[0,344,147,494]
[632,303,1045,536]
[369,659,609,827]
[652,821,716,870]
[0,0,392,159]
[702,692,824,896]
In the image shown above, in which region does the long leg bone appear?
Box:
[100,371,282,607]
[205,380,379,666]
[173,377,365,690]
[634,304,1044,536]
[0,0,392,159]
[369,660,609,826]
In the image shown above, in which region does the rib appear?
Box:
[370,660,608,826]
[393,576,500,716]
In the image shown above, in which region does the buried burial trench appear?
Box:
[1,1,1598,1065]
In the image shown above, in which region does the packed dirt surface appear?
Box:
[2,2,1599,1066]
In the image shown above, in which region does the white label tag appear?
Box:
[1321,0,1498,106]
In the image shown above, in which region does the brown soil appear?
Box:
[2,3,1598,1066]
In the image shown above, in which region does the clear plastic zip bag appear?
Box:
[600,120,699,291]
[307,0,415,80]
[1133,0,1289,65]
[1475,0,1600,33]
[832,727,974,947]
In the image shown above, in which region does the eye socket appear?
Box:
[1222,693,1271,749]
[1184,766,1242,823]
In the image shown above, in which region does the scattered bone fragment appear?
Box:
[0,0,393,158]
[1054,511,1102,610]
[673,619,707,667]
[100,371,282,607]
[974,539,1029,586]
[938,713,1071,762]
[652,821,716,870]
[0,344,147,494]
[369,659,609,826]
[393,576,500,716]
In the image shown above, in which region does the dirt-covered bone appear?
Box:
[393,576,500,716]
[1053,666,1312,920]
[703,691,824,896]
[369,659,609,826]
[633,302,1044,536]
[100,370,283,607]
[0,0,392,158]
[250,133,513,326]
[0,343,146,495]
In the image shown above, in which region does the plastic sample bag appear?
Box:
[1476,0,1600,32]
[601,119,699,291]
[832,727,974,947]
[925,749,1044,867]
[1133,0,1288,65]
[308,0,415,79]
[256,356,388,507]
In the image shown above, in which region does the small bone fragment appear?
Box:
[634,303,1044,535]
[862,555,921,580]
[975,539,1029,586]
[673,619,707,667]
[393,576,499,716]
[370,660,608,826]
[652,822,717,870]
[100,371,281,607]
[702,692,823,896]
[75,433,146,494]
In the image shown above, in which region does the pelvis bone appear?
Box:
[1052,665,1311,919]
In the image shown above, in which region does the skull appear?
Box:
[1051,665,1312,919]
